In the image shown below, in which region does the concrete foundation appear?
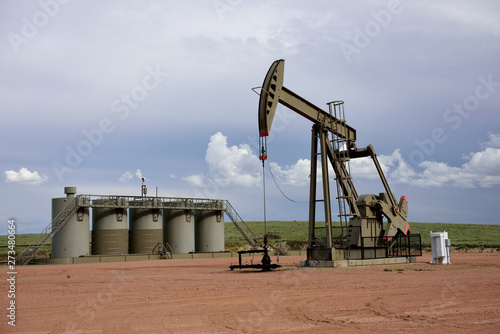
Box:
[40,249,415,267]
[300,256,416,267]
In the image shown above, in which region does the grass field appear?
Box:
[225,221,500,249]
[1,221,499,260]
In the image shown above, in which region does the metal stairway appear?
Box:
[224,201,259,249]
[152,242,173,259]
[328,101,355,250]
[16,198,80,265]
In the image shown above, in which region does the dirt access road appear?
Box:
[2,252,499,333]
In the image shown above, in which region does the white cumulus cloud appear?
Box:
[481,132,500,148]
[183,132,261,188]
[267,159,311,186]
[363,137,500,188]
[118,169,148,183]
[412,147,500,188]
[183,174,205,188]
[182,132,500,192]
[344,136,500,189]
[118,171,133,183]
[135,169,147,181]
[4,167,48,186]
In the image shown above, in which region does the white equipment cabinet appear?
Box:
[430,231,451,264]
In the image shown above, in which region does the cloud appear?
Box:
[183,132,500,191]
[349,156,379,180]
[267,160,311,186]
[358,139,500,189]
[118,169,148,183]
[118,171,133,183]
[183,174,205,188]
[182,132,261,189]
[135,169,148,181]
[4,168,48,185]
[481,132,500,148]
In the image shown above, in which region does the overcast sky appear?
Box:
[1,1,499,234]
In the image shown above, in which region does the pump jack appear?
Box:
[257,60,421,265]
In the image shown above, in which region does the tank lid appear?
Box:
[64,187,77,197]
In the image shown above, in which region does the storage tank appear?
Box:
[195,210,224,252]
[129,200,162,254]
[51,187,90,258]
[91,199,128,255]
[163,209,195,254]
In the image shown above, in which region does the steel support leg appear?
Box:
[308,125,318,248]
[319,130,333,248]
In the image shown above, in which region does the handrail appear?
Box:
[17,198,80,265]
[152,242,173,259]
[224,201,259,249]
[76,194,227,211]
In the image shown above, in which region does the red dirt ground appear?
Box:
[2,252,500,333]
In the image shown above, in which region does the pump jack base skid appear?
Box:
[229,248,281,272]
[230,263,282,271]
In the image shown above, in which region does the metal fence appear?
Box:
[330,225,422,260]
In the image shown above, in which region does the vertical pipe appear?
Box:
[262,163,267,239]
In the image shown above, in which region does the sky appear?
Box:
[1,0,499,234]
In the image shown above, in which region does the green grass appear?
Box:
[0,233,52,259]
[1,221,499,259]
[0,233,50,246]
[409,222,500,248]
[225,221,500,249]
